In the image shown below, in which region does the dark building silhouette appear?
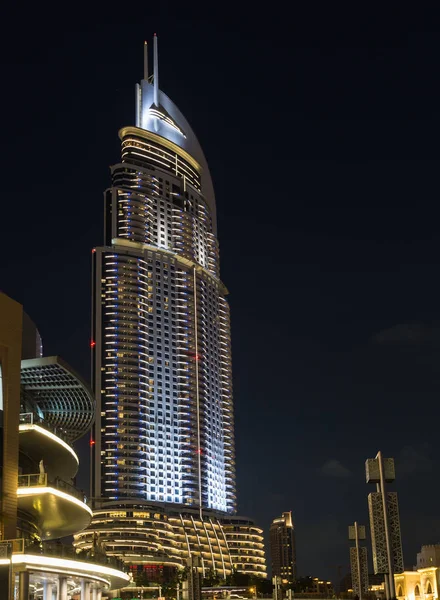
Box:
[270,512,297,582]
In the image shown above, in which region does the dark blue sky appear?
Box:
[2,7,440,580]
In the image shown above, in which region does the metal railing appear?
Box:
[19,412,73,448]
[25,540,125,571]
[17,473,88,504]
[18,473,47,487]
[0,538,125,572]
[0,538,25,557]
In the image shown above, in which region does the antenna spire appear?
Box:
[153,33,159,106]
[143,40,148,80]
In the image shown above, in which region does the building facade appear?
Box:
[394,545,440,600]
[395,569,439,600]
[91,35,234,514]
[79,36,266,581]
[0,292,129,599]
[392,545,440,600]
[270,512,297,583]
[75,505,266,581]
[417,545,440,570]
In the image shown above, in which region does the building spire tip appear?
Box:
[153,34,159,105]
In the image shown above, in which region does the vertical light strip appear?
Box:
[0,363,3,411]
[190,515,206,577]
[209,517,227,579]
[93,248,103,500]
[179,514,192,557]
[193,267,202,517]
[218,519,232,569]
[201,518,216,574]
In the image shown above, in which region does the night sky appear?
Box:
[2,8,440,581]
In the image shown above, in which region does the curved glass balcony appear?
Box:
[17,474,92,540]
[0,539,130,595]
[19,413,79,480]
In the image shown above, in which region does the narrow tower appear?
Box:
[270,512,297,583]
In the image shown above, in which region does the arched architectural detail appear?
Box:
[414,584,421,597]
[426,581,433,595]
[397,585,403,597]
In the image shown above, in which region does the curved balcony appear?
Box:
[6,540,130,592]
[19,413,79,480]
[17,474,92,540]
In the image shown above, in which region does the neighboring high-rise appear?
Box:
[77,37,267,582]
[270,512,297,583]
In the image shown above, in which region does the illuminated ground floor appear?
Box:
[0,544,130,599]
[395,567,439,600]
[74,501,267,583]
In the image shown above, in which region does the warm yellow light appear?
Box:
[11,554,130,581]
[17,487,93,516]
[119,127,202,173]
[19,424,79,465]
[29,565,110,586]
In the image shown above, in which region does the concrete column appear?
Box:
[97,590,102,600]
[59,576,68,600]
[81,579,91,599]
[92,586,98,600]
[43,580,53,600]
[18,570,29,600]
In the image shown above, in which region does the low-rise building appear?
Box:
[394,545,440,600]
[0,292,129,598]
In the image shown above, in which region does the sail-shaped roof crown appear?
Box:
[126,35,217,231]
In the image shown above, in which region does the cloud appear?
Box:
[320,459,351,478]
[372,322,440,345]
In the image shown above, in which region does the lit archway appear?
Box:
[426,582,433,595]
[397,585,403,597]
[414,585,421,597]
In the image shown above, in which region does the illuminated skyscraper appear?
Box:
[270,512,297,583]
[90,35,235,515]
[79,37,267,582]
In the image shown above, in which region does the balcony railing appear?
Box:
[36,541,125,571]
[19,412,73,449]
[0,538,125,572]
[0,539,25,557]
[18,473,88,504]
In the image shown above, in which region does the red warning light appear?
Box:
[195,354,200,361]
[92,248,96,253]
[90,439,95,446]
[90,340,96,348]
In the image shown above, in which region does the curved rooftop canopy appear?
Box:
[20,356,95,442]
[133,35,217,231]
